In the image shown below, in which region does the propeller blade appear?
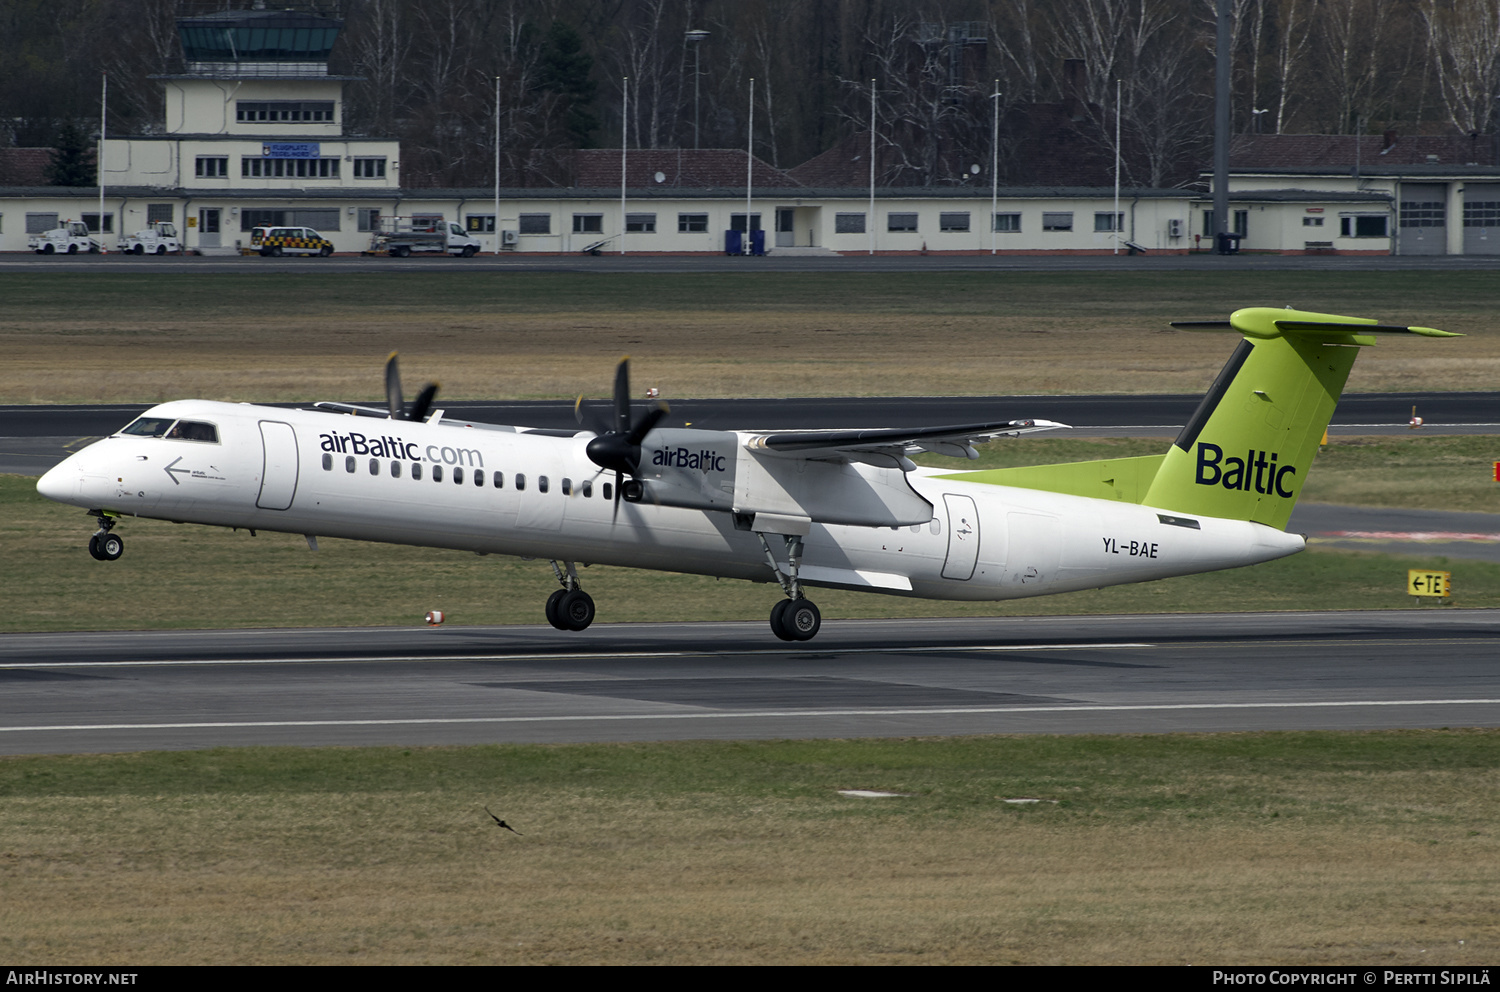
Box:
[613,357,631,435]
[612,470,623,523]
[626,401,669,445]
[385,352,405,420]
[574,395,586,426]
[408,382,440,423]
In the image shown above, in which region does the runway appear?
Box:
[1,611,1497,755]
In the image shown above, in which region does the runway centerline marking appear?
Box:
[5,698,1499,733]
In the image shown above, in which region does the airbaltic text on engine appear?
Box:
[319,430,482,467]
[1195,442,1295,497]
[651,446,727,473]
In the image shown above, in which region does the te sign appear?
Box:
[1408,570,1451,598]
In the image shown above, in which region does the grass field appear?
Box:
[1,733,1495,964]
[0,269,1492,402]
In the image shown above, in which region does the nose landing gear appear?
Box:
[87,514,123,561]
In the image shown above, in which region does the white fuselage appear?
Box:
[37,400,1305,601]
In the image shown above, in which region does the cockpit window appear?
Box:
[119,417,175,437]
[117,417,219,442]
[166,420,218,443]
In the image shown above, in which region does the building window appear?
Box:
[993,213,1021,232]
[835,212,866,234]
[195,157,228,178]
[625,213,655,233]
[81,213,113,234]
[1303,216,1325,227]
[466,215,495,233]
[678,213,708,233]
[887,212,918,232]
[729,213,762,232]
[26,213,58,234]
[147,204,173,224]
[236,101,335,123]
[352,157,386,179]
[939,211,970,232]
[1463,200,1500,227]
[518,213,550,235]
[1402,201,1445,228]
[1341,214,1388,238]
[1234,209,1248,236]
[358,208,382,232]
[1094,212,1123,232]
[241,158,340,178]
[572,213,604,234]
[1042,212,1073,231]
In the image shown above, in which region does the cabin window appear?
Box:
[433,464,444,483]
[369,458,379,475]
[515,473,526,491]
[561,478,572,495]
[474,470,483,486]
[538,475,549,493]
[391,461,402,478]
[453,466,464,484]
[412,463,422,480]
[322,453,332,470]
[345,456,356,473]
[493,471,504,488]
[603,482,612,501]
[581,480,592,498]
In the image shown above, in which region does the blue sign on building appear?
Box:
[262,143,321,159]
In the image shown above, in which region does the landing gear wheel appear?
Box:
[782,599,821,641]
[769,599,795,641]
[89,532,123,561]
[545,589,568,630]
[558,590,595,631]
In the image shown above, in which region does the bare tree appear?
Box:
[1421,0,1500,134]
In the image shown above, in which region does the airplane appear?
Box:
[35,306,1458,641]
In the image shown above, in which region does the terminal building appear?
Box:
[4,5,1500,257]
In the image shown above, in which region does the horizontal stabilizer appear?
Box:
[1171,307,1460,341]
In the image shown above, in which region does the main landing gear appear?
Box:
[87,513,123,561]
[544,559,595,631]
[759,532,821,642]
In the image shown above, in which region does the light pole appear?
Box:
[685,29,709,149]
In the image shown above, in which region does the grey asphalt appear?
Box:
[1,611,1496,754]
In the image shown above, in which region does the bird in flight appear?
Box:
[485,806,522,835]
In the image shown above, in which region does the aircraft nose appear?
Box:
[36,460,79,502]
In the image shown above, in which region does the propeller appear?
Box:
[581,357,668,519]
[385,352,440,422]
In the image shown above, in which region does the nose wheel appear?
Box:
[88,530,123,561]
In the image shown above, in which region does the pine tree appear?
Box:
[538,21,599,149]
[45,121,95,187]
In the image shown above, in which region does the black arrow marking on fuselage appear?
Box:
[164,457,191,485]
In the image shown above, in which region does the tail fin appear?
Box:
[1141,307,1460,529]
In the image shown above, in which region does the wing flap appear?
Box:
[746,419,1069,458]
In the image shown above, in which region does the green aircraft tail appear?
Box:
[1140,307,1458,529]
[937,307,1460,530]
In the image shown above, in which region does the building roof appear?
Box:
[0,148,54,187]
[1230,132,1498,169]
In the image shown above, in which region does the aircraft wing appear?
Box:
[745,419,1069,462]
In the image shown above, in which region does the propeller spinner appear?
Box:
[385,352,440,422]
[581,358,668,515]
